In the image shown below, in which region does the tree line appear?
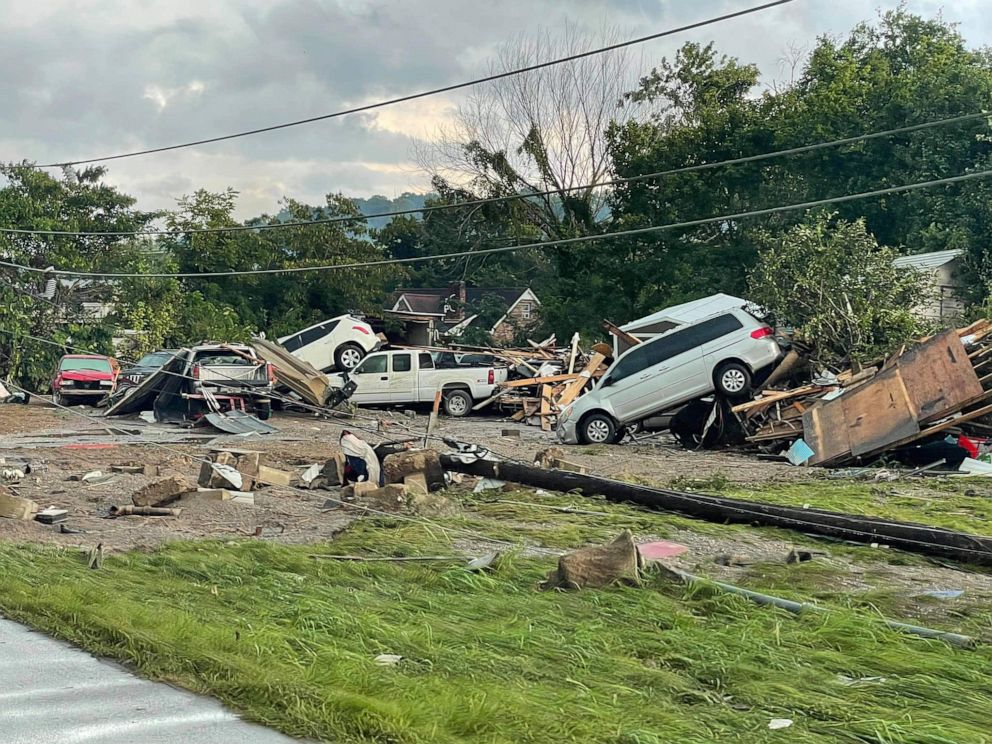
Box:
[2,9,990,388]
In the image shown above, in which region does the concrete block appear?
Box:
[403,473,429,495]
[257,465,297,488]
[0,487,38,520]
[132,477,190,507]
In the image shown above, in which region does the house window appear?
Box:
[521,302,533,320]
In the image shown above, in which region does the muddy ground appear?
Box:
[2,400,992,624]
[0,399,812,554]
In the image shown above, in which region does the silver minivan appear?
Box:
[556,308,782,444]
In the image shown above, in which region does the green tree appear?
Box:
[748,213,928,367]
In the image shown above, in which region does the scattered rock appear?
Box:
[382,450,445,491]
[541,530,642,590]
[322,452,347,487]
[403,472,429,495]
[534,447,566,469]
[0,486,39,520]
[132,476,190,507]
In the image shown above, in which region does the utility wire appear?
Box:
[4,167,992,279]
[31,1,797,168]
[5,111,988,238]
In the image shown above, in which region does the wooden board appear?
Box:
[842,368,919,457]
[804,400,854,466]
[556,353,606,407]
[539,385,552,432]
[897,329,983,424]
[500,374,580,388]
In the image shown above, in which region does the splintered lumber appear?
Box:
[439,456,992,566]
[567,333,579,374]
[556,353,606,408]
[601,320,640,347]
[539,385,552,432]
[500,374,580,388]
[731,385,824,415]
[803,330,984,466]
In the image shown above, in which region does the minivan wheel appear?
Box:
[715,362,752,397]
[582,414,617,445]
[335,343,365,371]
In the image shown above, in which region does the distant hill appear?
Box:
[351,193,432,230]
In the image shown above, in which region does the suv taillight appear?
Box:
[266,362,276,383]
[192,364,200,380]
[488,369,495,385]
[750,326,774,339]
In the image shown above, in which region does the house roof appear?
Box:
[892,249,963,270]
[390,287,532,315]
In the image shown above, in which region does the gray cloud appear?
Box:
[0,0,987,217]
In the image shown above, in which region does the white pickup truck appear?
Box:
[334,349,507,416]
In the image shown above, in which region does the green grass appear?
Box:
[1,520,991,743]
[664,476,992,536]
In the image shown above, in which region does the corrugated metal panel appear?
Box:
[205,410,277,435]
[0,618,297,743]
[892,249,963,270]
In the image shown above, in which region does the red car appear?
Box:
[52,354,120,406]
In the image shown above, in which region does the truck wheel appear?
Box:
[715,362,751,398]
[256,401,272,420]
[582,413,617,445]
[335,343,365,371]
[443,390,472,417]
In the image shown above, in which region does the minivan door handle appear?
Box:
[380,376,389,381]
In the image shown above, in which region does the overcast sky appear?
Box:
[1,0,988,218]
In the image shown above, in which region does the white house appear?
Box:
[892,249,965,321]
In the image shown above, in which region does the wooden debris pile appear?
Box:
[735,320,992,466]
[477,334,611,430]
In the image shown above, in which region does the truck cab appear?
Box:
[340,350,506,416]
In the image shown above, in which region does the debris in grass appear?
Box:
[374,654,403,666]
[837,675,888,686]
[714,553,751,567]
[638,541,689,560]
[768,718,793,730]
[473,478,506,493]
[917,589,964,600]
[541,531,642,590]
[467,551,500,572]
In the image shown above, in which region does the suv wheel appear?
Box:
[715,362,752,397]
[335,343,365,371]
[582,413,617,444]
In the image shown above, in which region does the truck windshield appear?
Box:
[60,358,111,373]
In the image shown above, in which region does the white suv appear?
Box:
[278,315,380,372]
[557,308,782,444]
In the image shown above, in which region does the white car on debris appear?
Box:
[278,315,380,373]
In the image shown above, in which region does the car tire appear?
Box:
[256,402,272,421]
[581,413,617,445]
[334,343,366,372]
[53,392,69,407]
[715,362,752,398]
[443,389,472,417]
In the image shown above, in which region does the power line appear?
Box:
[4,167,991,279]
[31,1,797,168]
[5,111,987,238]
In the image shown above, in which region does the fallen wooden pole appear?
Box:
[439,456,992,565]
